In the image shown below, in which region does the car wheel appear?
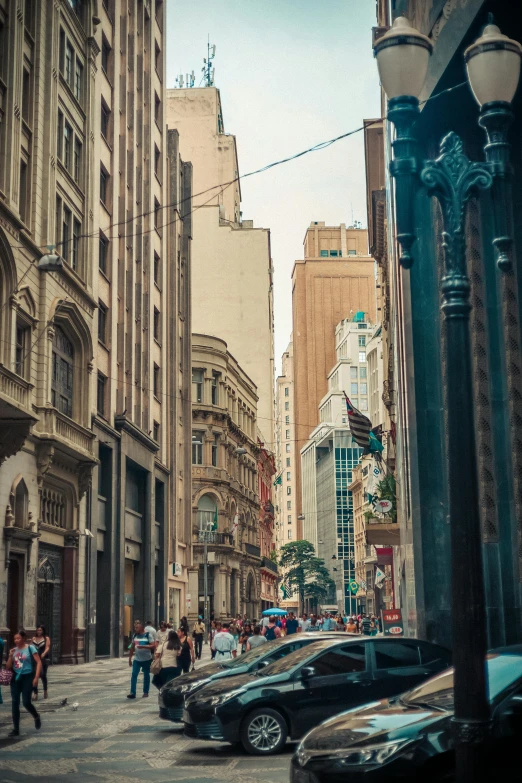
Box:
[240,708,288,755]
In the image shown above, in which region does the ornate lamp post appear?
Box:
[374,15,522,783]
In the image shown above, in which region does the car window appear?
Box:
[312,645,367,676]
[223,637,285,669]
[419,644,451,666]
[374,642,421,670]
[265,642,301,663]
[256,640,333,676]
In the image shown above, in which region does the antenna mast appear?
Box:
[202,35,216,86]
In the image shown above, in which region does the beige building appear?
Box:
[165,86,275,446]
[0,0,191,661]
[190,334,262,622]
[292,223,376,537]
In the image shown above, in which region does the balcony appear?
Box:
[261,556,278,574]
[0,365,38,464]
[192,465,228,483]
[0,364,33,413]
[34,406,96,459]
[244,542,261,558]
[194,530,235,547]
[364,517,400,547]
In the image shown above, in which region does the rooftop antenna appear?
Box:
[202,35,216,86]
[175,70,195,89]
[351,203,354,226]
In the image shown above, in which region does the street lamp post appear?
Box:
[374,15,522,783]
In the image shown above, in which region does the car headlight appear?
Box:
[209,688,246,706]
[296,739,414,768]
[181,679,210,694]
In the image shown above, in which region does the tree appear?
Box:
[278,540,335,612]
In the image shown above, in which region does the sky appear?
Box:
[166,0,380,372]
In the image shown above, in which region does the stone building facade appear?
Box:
[0,0,191,661]
[257,440,278,611]
[190,334,261,623]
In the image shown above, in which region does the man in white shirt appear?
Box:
[212,623,237,659]
[300,613,311,632]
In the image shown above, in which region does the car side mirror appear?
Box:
[301,666,316,681]
[257,660,270,669]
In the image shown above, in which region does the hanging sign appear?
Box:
[375,499,393,514]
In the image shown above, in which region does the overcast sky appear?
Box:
[166,0,380,372]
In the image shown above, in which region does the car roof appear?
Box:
[490,644,522,656]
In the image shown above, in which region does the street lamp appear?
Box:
[374,15,521,783]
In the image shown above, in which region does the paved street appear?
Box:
[0,650,291,783]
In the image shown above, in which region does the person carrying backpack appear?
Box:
[261,616,282,642]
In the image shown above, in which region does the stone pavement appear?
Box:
[0,645,292,783]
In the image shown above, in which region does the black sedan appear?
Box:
[290,645,522,782]
[183,636,451,755]
[159,633,340,722]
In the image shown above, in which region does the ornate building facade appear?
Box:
[189,334,261,623]
[257,440,278,611]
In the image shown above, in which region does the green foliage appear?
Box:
[278,540,335,607]
[268,548,278,563]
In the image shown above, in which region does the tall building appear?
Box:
[190,334,262,622]
[0,0,191,661]
[165,87,275,445]
[257,440,278,611]
[274,341,297,556]
[292,223,376,537]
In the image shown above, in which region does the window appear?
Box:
[285,415,290,424]
[153,307,160,341]
[154,91,161,124]
[360,399,368,411]
[192,369,203,403]
[286,457,290,467]
[360,383,368,395]
[100,166,109,204]
[98,300,108,344]
[97,373,106,416]
[99,232,109,273]
[154,144,160,177]
[342,415,347,424]
[352,398,358,406]
[73,138,82,184]
[287,500,291,510]
[358,352,366,363]
[153,364,160,398]
[19,160,28,223]
[62,206,71,264]
[358,336,366,347]
[153,420,160,442]
[285,429,290,439]
[72,218,81,270]
[286,443,290,453]
[154,197,161,231]
[287,486,291,495]
[15,323,30,378]
[154,40,161,73]
[211,434,219,467]
[348,249,356,255]
[284,387,289,397]
[65,41,74,87]
[59,29,66,73]
[55,196,62,247]
[360,367,367,379]
[101,99,110,139]
[22,67,31,124]
[285,401,290,411]
[286,471,291,481]
[288,530,292,539]
[155,0,164,29]
[192,431,203,465]
[287,515,292,524]
[313,645,367,675]
[74,58,83,102]
[351,382,358,395]
[350,367,357,379]
[211,373,219,405]
[63,121,72,170]
[330,250,339,257]
[101,34,111,75]
[153,252,160,285]
[320,250,328,257]
[51,326,74,418]
[57,110,63,158]
[374,642,421,670]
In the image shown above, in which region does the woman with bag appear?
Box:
[6,630,42,737]
[31,626,51,700]
[177,626,195,673]
[152,630,181,689]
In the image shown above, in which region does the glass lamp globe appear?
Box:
[373,16,433,100]
[464,22,522,106]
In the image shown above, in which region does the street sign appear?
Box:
[381,608,404,636]
[375,499,393,514]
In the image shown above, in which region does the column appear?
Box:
[234,570,241,620]
[61,532,79,664]
[187,567,199,625]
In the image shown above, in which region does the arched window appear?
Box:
[197,494,218,532]
[14,478,29,528]
[52,326,74,417]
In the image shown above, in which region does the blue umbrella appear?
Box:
[261,608,288,616]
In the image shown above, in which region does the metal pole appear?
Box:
[203,535,209,642]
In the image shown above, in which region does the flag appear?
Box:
[360,579,368,591]
[349,579,359,595]
[232,513,239,533]
[375,566,386,589]
[274,473,283,486]
[368,431,384,453]
[212,508,218,531]
[344,394,372,448]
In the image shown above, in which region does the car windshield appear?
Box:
[256,640,333,677]
[220,637,285,669]
[404,653,522,710]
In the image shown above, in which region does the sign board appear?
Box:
[172,562,182,577]
[375,499,393,514]
[186,593,192,611]
[383,595,393,603]
[381,609,404,636]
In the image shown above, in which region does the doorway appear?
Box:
[124,560,135,647]
[37,545,63,663]
[6,554,24,648]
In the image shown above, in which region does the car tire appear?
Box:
[240,707,288,755]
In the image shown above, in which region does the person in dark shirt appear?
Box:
[285,612,299,635]
[361,614,371,635]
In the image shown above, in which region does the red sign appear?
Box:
[381,609,404,636]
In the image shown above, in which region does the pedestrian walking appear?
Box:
[209,621,220,660]
[246,625,267,651]
[177,626,195,673]
[6,630,42,737]
[307,616,321,632]
[239,623,253,653]
[322,613,335,631]
[156,621,169,645]
[212,622,237,659]
[192,617,205,660]
[152,630,181,689]
[179,616,189,636]
[31,626,51,700]
[300,613,311,631]
[261,615,282,641]
[127,620,155,699]
[285,612,299,635]
[346,617,359,634]
[361,614,371,636]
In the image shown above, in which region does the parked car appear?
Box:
[183,636,451,755]
[290,645,522,782]
[159,633,341,723]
